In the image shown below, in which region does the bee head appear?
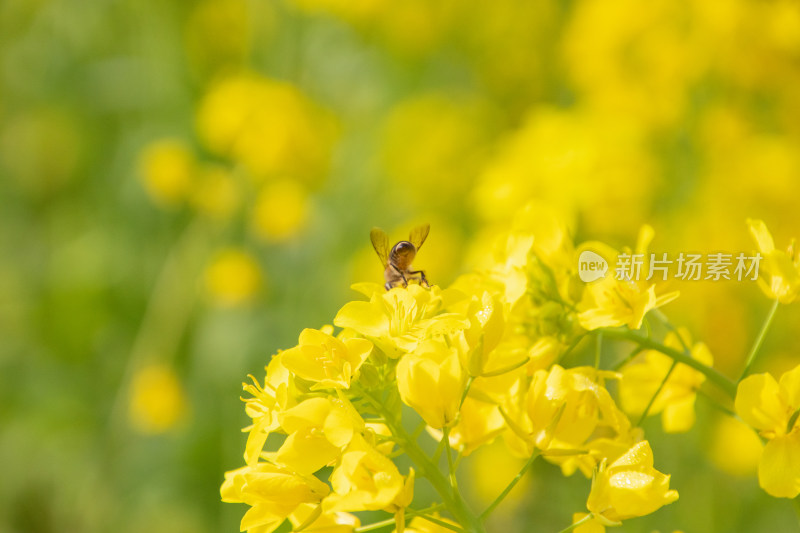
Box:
[391,241,416,265]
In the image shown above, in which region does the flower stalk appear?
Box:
[740,298,780,379]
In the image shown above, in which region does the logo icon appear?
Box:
[578,250,609,282]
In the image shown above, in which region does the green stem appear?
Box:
[634,311,698,425]
[596,329,737,399]
[353,504,445,533]
[594,332,603,369]
[612,346,644,371]
[480,358,529,377]
[787,407,800,434]
[360,390,486,533]
[443,426,459,493]
[695,387,737,418]
[554,513,594,533]
[459,376,475,409]
[557,334,586,365]
[433,431,448,462]
[740,299,780,380]
[411,420,427,440]
[108,218,208,433]
[636,360,678,426]
[480,451,540,520]
[414,514,465,533]
[650,309,691,353]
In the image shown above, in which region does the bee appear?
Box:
[370,224,431,291]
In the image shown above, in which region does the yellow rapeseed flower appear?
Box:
[462,291,508,377]
[735,363,800,497]
[581,440,679,530]
[324,434,409,512]
[503,365,633,477]
[195,74,335,182]
[619,329,712,432]
[469,440,531,509]
[221,462,330,532]
[578,226,679,330]
[281,328,373,390]
[251,179,310,242]
[270,397,364,475]
[138,139,195,207]
[532,366,629,449]
[708,416,762,477]
[396,338,466,429]
[445,396,505,456]
[205,248,263,307]
[747,218,799,303]
[563,0,699,128]
[472,109,656,234]
[289,503,360,533]
[128,363,188,434]
[242,355,299,465]
[334,285,468,360]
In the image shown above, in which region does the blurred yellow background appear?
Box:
[1,0,799,531]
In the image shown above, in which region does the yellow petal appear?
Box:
[281,345,326,384]
[708,416,762,477]
[653,289,680,310]
[298,327,333,346]
[611,440,653,469]
[779,364,800,409]
[324,406,357,448]
[747,219,776,254]
[275,430,341,475]
[244,421,270,465]
[397,355,445,428]
[344,337,374,367]
[661,395,696,434]
[334,301,389,337]
[735,373,786,432]
[241,504,284,532]
[578,309,614,331]
[758,431,800,498]
[281,398,331,432]
[350,282,384,299]
[765,251,800,303]
[221,466,248,502]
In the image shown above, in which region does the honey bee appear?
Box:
[370,224,431,290]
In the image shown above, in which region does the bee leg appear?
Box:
[409,270,430,288]
[391,264,409,288]
[384,282,392,291]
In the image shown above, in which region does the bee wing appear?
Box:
[409,223,430,251]
[370,227,391,267]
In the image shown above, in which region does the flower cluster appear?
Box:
[222,207,707,533]
[223,209,800,532]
